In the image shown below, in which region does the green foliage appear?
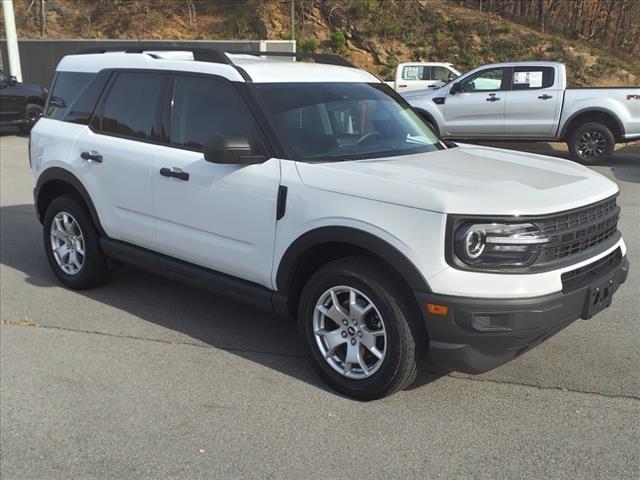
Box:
[298,37,317,53]
[330,29,347,53]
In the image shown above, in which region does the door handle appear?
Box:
[80,151,103,163]
[538,94,553,100]
[486,96,500,102]
[160,167,189,181]
[398,84,407,88]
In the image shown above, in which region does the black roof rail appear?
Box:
[225,50,356,68]
[78,45,232,64]
[76,45,355,68]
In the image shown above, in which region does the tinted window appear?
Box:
[461,68,505,92]
[0,70,8,87]
[64,71,111,125]
[250,82,441,162]
[512,66,555,90]
[47,72,94,120]
[98,72,167,141]
[171,75,264,153]
[431,66,456,82]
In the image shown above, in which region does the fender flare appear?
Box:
[275,226,431,294]
[560,107,625,140]
[34,167,105,236]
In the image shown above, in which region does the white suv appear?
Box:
[29,48,629,399]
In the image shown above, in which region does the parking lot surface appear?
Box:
[1,134,639,479]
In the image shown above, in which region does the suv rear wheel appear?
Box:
[298,257,418,400]
[567,122,615,164]
[43,195,110,289]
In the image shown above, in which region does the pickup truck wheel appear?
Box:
[298,257,418,400]
[568,122,615,164]
[43,195,110,290]
[17,103,43,134]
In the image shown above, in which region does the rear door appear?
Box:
[443,67,508,137]
[74,70,171,249]
[504,66,561,137]
[151,74,280,287]
[396,64,437,93]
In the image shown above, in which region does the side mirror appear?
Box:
[204,134,266,164]
[8,75,17,86]
[450,83,464,94]
[447,73,454,81]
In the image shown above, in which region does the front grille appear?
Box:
[536,196,619,264]
[561,248,622,293]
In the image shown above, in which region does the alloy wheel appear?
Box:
[50,211,85,275]
[576,130,607,158]
[313,286,387,379]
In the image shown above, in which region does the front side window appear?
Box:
[0,70,8,88]
[431,66,456,82]
[171,75,264,153]
[97,72,167,142]
[250,82,441,162]
[461,68,505,92]
[46,72,94,119]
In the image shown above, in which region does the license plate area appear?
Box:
[582,274,616,319]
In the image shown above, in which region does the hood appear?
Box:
[295,145,619,216]
[401,87,442,100]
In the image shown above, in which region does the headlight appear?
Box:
[453,222,549,268]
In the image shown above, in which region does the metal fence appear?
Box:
[0,39,296,87]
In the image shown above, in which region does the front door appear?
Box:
[443,67,508,138]
[151,74,280,288]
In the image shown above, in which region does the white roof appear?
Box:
[56,51,380,84]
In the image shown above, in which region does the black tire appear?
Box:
[43,195,110,290]
[298,257,419,400]
[567,122,615,164]
[17,103,43,135]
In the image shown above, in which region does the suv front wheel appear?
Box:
[298,257,419,400]
[43,195,110,290]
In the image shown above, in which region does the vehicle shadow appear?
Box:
[0,203,444,398]
[0,126,28,137]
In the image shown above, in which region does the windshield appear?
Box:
[249,82,442,162]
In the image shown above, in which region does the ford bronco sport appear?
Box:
[29,48,629,399]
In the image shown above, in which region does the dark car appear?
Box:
[0,69,47,134]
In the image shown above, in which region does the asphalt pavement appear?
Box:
[1,133,639,479]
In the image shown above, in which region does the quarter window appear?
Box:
[171,75,265,153]
[46,72,94,120]
[97,72,167,142]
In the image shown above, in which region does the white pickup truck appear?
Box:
[403,61,640,163]
[385,62,461,93]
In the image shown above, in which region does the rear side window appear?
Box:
[511,67,555,90]
[402,66,428,81]
[46,72,94,120]
[95,72,167,142]
[171,75,265,153]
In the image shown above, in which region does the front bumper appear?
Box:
[415,255,629,374]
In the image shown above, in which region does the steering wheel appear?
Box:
[357,131,383,146]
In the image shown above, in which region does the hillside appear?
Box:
[4,0,639,86]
